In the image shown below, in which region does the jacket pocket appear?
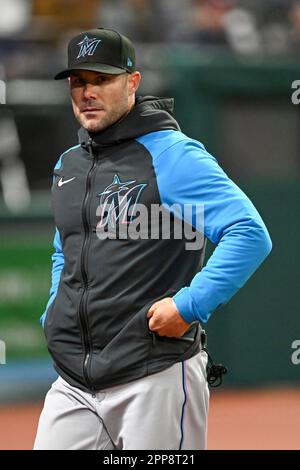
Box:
[90,304,152,385]
[145,289,200,363]
[143,288,186,340]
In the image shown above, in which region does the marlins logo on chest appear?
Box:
[96,174,147,229]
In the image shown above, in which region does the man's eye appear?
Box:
[72,78,84,86]
[96,76,109,84]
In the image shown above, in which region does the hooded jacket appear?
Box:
[41,96,272,392]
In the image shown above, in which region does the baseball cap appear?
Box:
[54,27,136,80]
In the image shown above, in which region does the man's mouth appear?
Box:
[82,107,104,113]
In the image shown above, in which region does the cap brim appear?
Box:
[54,63,127,80]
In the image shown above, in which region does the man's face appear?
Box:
[69,70,139,133]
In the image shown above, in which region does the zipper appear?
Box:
[149,331,156,346]
[78,137,97,391]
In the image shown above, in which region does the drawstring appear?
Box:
[203,347,228,388]
[201,330,228,388]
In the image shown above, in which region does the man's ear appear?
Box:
[128,71,141,96]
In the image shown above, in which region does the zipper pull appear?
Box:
[87,137,94,158]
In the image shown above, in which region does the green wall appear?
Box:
[204,181,300,386]
[167,53,300,386]
[0,224,53,360]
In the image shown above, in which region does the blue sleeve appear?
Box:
[139,133,272,324]
[40,228,64,328]
[39,147,77,327]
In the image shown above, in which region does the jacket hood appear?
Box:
[78,96,180,148]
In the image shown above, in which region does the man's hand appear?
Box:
[147,297,191,338]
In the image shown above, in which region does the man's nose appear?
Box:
[82,83,98,100]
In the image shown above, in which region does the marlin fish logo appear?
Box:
[77,36,101,59]
[97,174,147,229]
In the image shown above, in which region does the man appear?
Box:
[34,28,272,450]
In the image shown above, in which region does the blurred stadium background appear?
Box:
[0,0,300,450]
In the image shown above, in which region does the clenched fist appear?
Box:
[147,297,191,338]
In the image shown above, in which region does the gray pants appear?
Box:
[34,351,209,450]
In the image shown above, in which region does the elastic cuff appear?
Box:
[173,287,197,324]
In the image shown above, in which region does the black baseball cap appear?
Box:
[54,27,136,80]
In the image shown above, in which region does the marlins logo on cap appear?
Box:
[77,36,102,59]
